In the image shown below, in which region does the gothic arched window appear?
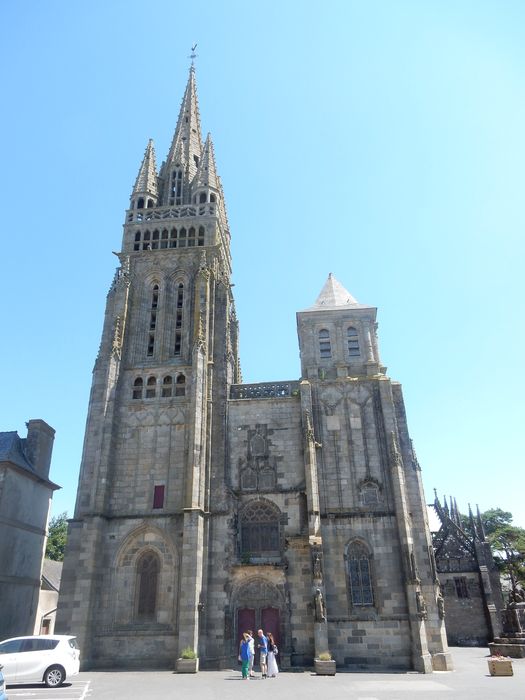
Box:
[346,540,374,607]
[136,551,160,619]
[240,500,280,556]
[319,329,331,359]
[146,376,156,399]
[347,327,360,357]
[161,376,172,398]
[170,169,183,206]
[132,377,143,400]
[175,373,186,397]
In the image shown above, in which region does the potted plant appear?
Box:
[176,647,199,673]
[314,651,336,675]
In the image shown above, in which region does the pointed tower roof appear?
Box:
[302,273,369,312]
[164,65,203,180]
[132,139,158,198]
[194,133,219,190]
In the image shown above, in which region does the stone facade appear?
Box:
[432,496,504,646]
[0,420,59,639]
[56,67,452,672]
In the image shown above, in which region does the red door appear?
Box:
[261,606,280,649]
[237,608,256,649]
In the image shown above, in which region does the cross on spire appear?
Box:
[189,43,198,66]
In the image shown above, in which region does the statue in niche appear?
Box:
[313,552,323,581]
[437,590,445,620]
[416,591,427,620]
[314,588,326,622]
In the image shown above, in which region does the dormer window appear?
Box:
[319,329,331,359]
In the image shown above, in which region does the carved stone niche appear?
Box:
[358,478,382,506]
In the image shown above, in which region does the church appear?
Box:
[56,66,453,672]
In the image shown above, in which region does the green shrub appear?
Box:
[180,647,197,659]
[318,651,332,661]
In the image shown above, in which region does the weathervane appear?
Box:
[189,43,198,66]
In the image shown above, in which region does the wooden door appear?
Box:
[237,608,256,649]
[261,606,280,648]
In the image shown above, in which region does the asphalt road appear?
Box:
[5,647,524,700]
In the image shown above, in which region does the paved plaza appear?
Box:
[5,648,524,700]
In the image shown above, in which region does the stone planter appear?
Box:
[487,658,513,676]
[314,658,336,675]
[176,657,199,673]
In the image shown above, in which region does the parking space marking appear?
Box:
[6,681,91,700]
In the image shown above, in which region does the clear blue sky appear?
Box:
[1,0,524,527]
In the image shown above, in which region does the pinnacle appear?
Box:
[194,133,219,190]
[132,139,158,198]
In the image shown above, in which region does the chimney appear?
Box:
[24,419,56,478]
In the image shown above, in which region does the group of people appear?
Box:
[239,629,279,679]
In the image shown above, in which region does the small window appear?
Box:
[147,334,155,356]
[198,226,205,246]
[150,312,157,331]
[146,376,156,398]
[137,198,145,209]
[175,374,186,397]
[199,192,206,203]
[347,327,360,357]
[162,376,173,397]
[454,577,469,598]
[153,484,165,509]
[147,199,154,208]
[132,377,143,400]
[135,231,141,242]
[210,193,216,203]
[144,230,151,241]
[319,329,331,359]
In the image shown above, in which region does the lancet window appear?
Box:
[147,285,159,356]
[346,540,374,607]
[161,376,173,398]
[136,551,160,619]
[175,374,186,397]
[132,377,143,400]
[170,169,183,206]
[145,376,157,398]
[174,283,184,356]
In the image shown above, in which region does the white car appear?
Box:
[0,636,80,687]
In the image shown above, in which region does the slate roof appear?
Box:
[42,558,63,592]
[0,430,35,472]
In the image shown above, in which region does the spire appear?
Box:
[164,65,203,183]
[194,133,219,190]
[131,139,158,201]
[476,504,487,541]
[310,273,360,309]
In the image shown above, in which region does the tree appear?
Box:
[46,512,68,561]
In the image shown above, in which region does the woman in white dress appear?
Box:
[266,632,279,677]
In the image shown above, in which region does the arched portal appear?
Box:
[233,578,285,661]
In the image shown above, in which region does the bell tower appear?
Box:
[57,66,240,666]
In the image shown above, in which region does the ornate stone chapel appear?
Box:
[56,67,453,672]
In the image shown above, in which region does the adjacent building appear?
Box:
[56,67,452,672]
[432,495,503,645]
[0,420,59,639]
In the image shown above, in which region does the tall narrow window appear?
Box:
[136,551,160,618]
[175,374,186,397]
[170,169,183,205]
[147,285,159,356]
[161,376,172,397]
[319,329,331,359]
[132,377,143,400]
[198,226,205,246]
[454,577,469,599]
[346,541,374,607]
[174,283,184,356]
[347,327,360,357]
[146,376,156,398]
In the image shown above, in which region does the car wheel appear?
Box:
[44,665,65,687]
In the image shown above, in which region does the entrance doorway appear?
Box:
[237,606,281,663]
